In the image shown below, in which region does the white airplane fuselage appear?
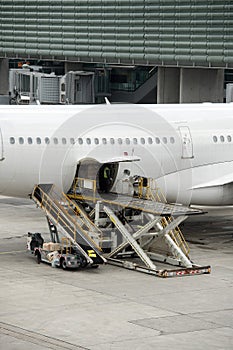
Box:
[0,103,233,207]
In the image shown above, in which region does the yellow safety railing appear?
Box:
[32,184,102,251]
[68,177,97,203]
[137,177,190,257]
[67,175,190,257]
[61,237,72,254]
[161,217,190,257]
[137,177,167,203]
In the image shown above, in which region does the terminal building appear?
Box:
[0,1,233,104]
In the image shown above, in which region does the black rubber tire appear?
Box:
[9,98,17,105]
[36,252,41,264]
[80,258,88,268]
[61,259,67,270]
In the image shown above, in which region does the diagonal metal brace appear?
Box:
[107,216,161,258]
[104,206,157,270]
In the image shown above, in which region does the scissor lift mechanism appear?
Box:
[67,177,211,277]
[102,206,210,277]
[31,178,211,277]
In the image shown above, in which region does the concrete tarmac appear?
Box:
[0,196,233,350]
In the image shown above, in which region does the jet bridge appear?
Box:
[31,177,210,277]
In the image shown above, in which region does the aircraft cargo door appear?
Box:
[0,128,4,161]
[179,126,194,159]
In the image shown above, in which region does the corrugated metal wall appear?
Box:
[0,0,232,67]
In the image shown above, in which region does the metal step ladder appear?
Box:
[161,216,190,257]
[32,184,106,265]
[143,213,192,267]
[136,177,190,257]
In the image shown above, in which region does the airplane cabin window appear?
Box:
[155,137,160,144]
[163,137,167,144]
[86,138,91,145]
[125,138,130,144]
[45,137,50,144]
[36,137,41,144]
[170,137,175,144]
[62,137,67,145]
[94,138,99,145]
[148,137,153,144]
[53,137,58,145]
[213,136,217,143]
[220,135,225,142]
[140,137,145,144]
[118,138,123,144]
[227,135,232,142]
[10,137,15,144]
[78,138,83,145]
[70,138,75,144]
[102,138,107,144]
[19,137,24,144]
[110,138,115,144]
[133,138,137,144]
[28,137,33,144]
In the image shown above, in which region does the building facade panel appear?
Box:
[0,0,232,67]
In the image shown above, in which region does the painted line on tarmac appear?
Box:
[0,321,89,350]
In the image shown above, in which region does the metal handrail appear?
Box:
[32,185,102,251]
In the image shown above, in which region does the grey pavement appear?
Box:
[0,196,233,349]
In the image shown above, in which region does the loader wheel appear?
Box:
[36,251,41,264]
[61,260,67,270]
[80,258,88,268]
